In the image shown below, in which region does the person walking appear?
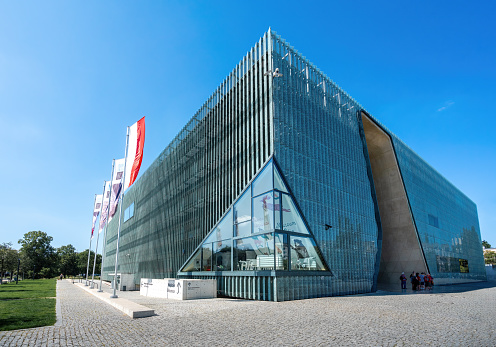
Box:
[400,272,407,290]
[415,272,420,291]
[426,273,433,290]
[419,272,425,290]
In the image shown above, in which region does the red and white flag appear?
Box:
[98,181,112,231]
[91,194,103,238]
[124,116,145,190]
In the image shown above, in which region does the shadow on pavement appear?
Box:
[371,279,496,296]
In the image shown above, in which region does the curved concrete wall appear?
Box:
[361,113,427,284]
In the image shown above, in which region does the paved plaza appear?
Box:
[1,279,495,346]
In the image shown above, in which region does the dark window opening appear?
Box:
[428,214,439,228]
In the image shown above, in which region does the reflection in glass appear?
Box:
[459,259,469,273]
[235,220,251,237]
[436,256,470,273]
[180,160,331,275]
[275,233,288,270]
[281,193,309,234]
[253,192,275,233]
[213,240,231,271]
[234,190,251,224]
[124,202,134,222]
[290,236,326,271]
[205,210,233,243]
[252,162,273,197]
[274,192,282,230]
[274,167,288,193]
[202,244,212,271]
[181,248,202,272]
[233,233,276,270]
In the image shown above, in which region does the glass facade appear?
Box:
[393,137,486,283]
[271,33,380,295]
[103,29,486,301]
[103,30,274,282]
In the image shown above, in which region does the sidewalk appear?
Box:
[1,279,495,346]
[72,280,154,318]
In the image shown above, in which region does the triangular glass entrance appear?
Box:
[180,158,329,273]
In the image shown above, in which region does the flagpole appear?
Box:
[90,181,106,289]
[98,160,116,292]
[90,203,102,289]
[85,194,96,286]
[111,128,130,299]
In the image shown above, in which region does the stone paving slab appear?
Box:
[73,282,154,318]
[0,279,495,346]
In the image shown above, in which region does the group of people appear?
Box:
[399,271,434,290]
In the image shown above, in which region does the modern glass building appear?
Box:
[102,29,486,301]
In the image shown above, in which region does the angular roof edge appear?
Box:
[135,30,475,207]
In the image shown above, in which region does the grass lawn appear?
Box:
[0,279,56,331]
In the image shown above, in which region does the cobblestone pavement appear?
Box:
[1,279,495,346]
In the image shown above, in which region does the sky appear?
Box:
[1,1,495,252]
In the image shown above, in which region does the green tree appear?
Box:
[57,244,79,277]
[1,243,19,282]
[18,231,57,279]
[484,250,496,265]
[18,251,30,279]
[482,240,492,248]
[0,242,12,281]
[77,249,102,277]
[6,249,19,280]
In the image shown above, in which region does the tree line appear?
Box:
[1,230,101,281]
[483,240,496,265]
[3,232,493,281]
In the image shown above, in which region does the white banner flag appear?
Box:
[109,158,125,219]
[91,194,103,239]
[98,181,111,231]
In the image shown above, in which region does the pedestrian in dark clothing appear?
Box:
[414,272,420,290]
[400,272,407,289]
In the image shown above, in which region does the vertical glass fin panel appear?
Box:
[289,236,327,271]
[281,193,309,234]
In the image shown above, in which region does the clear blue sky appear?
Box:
[1,1,495,252]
